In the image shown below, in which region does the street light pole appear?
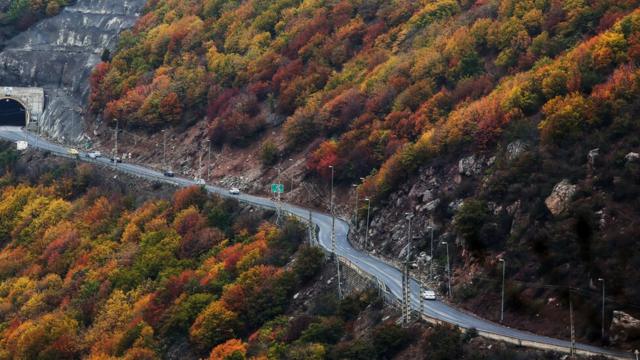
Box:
[402,212,413,326]
[206,139,211,180]
[365,198,371,251]
[352,184,358,227]
[162,129,167,171]
[499,258,505,323]
[442,241,451,298]
[429,224,434,259]
[289,158,294,192]
[598,278,605,340]
[114,119,119,168]
[329,165,341,299]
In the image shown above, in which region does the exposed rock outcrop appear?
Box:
[506,140,528,161]
[588,148,599,166]
[609,311,640,346]
[544,179,577,216]
[625,152,640,163]
[459,155,483,176]
[0,0,146,142]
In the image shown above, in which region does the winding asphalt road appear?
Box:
[0,126,633,359]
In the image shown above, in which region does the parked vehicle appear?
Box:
[195,178,205,185]
[229,187,240,195]
[68,148,80,158]
[163,170,175,177]
[421,290,436,300]
[111,156,122,163]
[88,151,101,159]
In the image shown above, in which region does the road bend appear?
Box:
[0,126,632,359]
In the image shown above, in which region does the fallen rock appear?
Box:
[609,310,640,345]
[545,179,577,216]
[458,155,483,176]
[449,199,464,213]
[625,152,640,163]
[506,140,528,161]
[588,148,599,166]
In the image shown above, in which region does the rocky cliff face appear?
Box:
[0,0,146,142]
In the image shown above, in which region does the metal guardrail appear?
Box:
[279,208,633,360]
[13,131,634,360]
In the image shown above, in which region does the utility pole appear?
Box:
[442,241,451,298]
[198,150,203,182]
[419,259,424,316]
[162,129,167,171]
[206,139,211,180]
[308,210,313,245]
[598,278,605,340]
[289,158,294,193]
[402,213,413,326]
[352,183,358,226]
[570,292,576,358]
[499,258,505,323]
[113,119,119,168]
[329,165,341,299]
[276,166,282,225]
[429,223,434,260]
[365,198,371,250]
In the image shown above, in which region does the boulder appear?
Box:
[625,152,640,163]
[458,155,483,176]
[448,199,464,213]
[609,311,640,345]
[506,140,528,161]
[588,148,599,166]
[544,180,577,216]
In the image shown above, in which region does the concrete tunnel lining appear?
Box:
[0,97,29,126]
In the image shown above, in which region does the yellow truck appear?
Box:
[68,148,80,159]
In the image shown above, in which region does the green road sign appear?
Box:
[271,183,284,193]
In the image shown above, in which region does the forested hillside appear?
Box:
[0,144,331,359]
[0,0,70,41]
[90,0,639,188]
[87,0,640,350]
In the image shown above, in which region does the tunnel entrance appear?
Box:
[0,98,27,126]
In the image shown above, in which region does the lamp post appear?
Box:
[206,139,211,180]
[114,118,119,168]
[364,198,371,251]
[162,129,167,171]
[427,224,434,258]
[442,241,451,298]
[405,212,413,259]
[329,165,341,299]
[289,158,294,192]
[598,278,605,340]
[499,258,505,323]
[402,212,413,326]
[352,184,358,227]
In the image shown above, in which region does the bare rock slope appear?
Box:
[0,0,146,142]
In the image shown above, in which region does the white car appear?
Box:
[421,290,436,300]
[88,151,101,159]
[195,178,205,185]
[229,187,240,195]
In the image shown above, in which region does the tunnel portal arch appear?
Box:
[0,87,44,127]
[0,97,29,126]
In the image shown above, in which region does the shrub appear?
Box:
[424,325,463,360]
[453,199,490,253]
[189,301,239,350]
[299,317,345,344]
[259,140,280,166]
[293,245,325,283]
[372,323,412,358]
